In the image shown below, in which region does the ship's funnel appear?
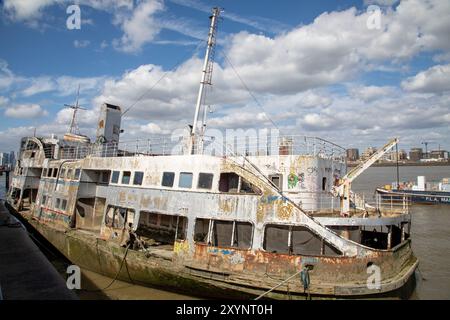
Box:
[96,103,122,144]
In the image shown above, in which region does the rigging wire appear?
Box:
[222,52,281,132]
[122,39,206,117]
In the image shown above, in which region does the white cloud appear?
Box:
[54,76,109,96]
[21,77,55,96]
[349,85,396,102]
[0,59,24,90]
[0,96,9,107]
[208,112,269,129]
[168,0,289,34]
[113,0,164,53]
[433,52,450,63]
[140,122,165,134]
[73,40,91,48]
[220,0,450,96]
[401,64,450,93]
[55,105,99,128]
[3,0,134,21]
[3,0,55,21]
[297,91,333,108]
[19,75,109,97]
[299,113,339,130]
[364,0,398,6]
[4,104,48,118]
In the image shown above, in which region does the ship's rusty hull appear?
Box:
[10,204,418,300]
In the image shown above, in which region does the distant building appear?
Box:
[387,149,407,161]
[0,152,9,166]
[409,148,423,161]
[9,151,16,167]
[361,147,377,161]
[399,150,408,160]
[0,151,15,168]
[346,148,359,161]
[429,150,448,160]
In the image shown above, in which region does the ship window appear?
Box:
[175,216,187,240]
[219,173,239,192]
[161,172,175,187]
[53,168,58,178]
[48,168,53,178]
[322,177,327,191]
[56,198,61,209]
[263,224,342,256]
[111,171,120,184]
[148,212,158,225]
[198,173,213,189]
[240,178,260,194]
[42,168,48,177]
[66,169,73,180]
[100,171,110,184]
[179,172,193,188]
[211,220,234,247]
[60,168,66,179]
[137,212,188,243]
[76,203,85,218]
[269,174,282,189]
[105,207,113,223]
[233,222,253,249]
[105,206,134,229]
[194,218,210,243]
[133,171,144,185]
[193,219,253,249]
[42,195,47,205]
[291,226,323,255]
[160,214,171,227]
[218,172,260,194]
[74,169,81,180]
[264,225,290,254]
[121,171,131,184]
[361,228,389,250]
[114,208,125,228]
[61,199,67,211]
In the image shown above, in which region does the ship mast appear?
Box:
[190,7,221,154]
[64,84,86,135]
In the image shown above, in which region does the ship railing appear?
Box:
[208,135,346,161]
[56,137,191,159]
[290,191,341,213]
[294,191,410,215]
[53,134,346,160]
[292,191,367,214]
[368,193,411,215]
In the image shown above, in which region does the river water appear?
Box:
[1,165,449,299]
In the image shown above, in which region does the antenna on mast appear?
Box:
[190,7,222,154]
[64,84,86,135]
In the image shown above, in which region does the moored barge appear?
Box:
[377,176,450,205]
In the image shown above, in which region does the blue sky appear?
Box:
[1,0,450,153]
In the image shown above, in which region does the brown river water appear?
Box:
[1,165,449,300]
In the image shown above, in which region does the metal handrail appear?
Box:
[36,134,346,161]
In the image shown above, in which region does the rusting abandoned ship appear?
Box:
[5,8,417,299]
